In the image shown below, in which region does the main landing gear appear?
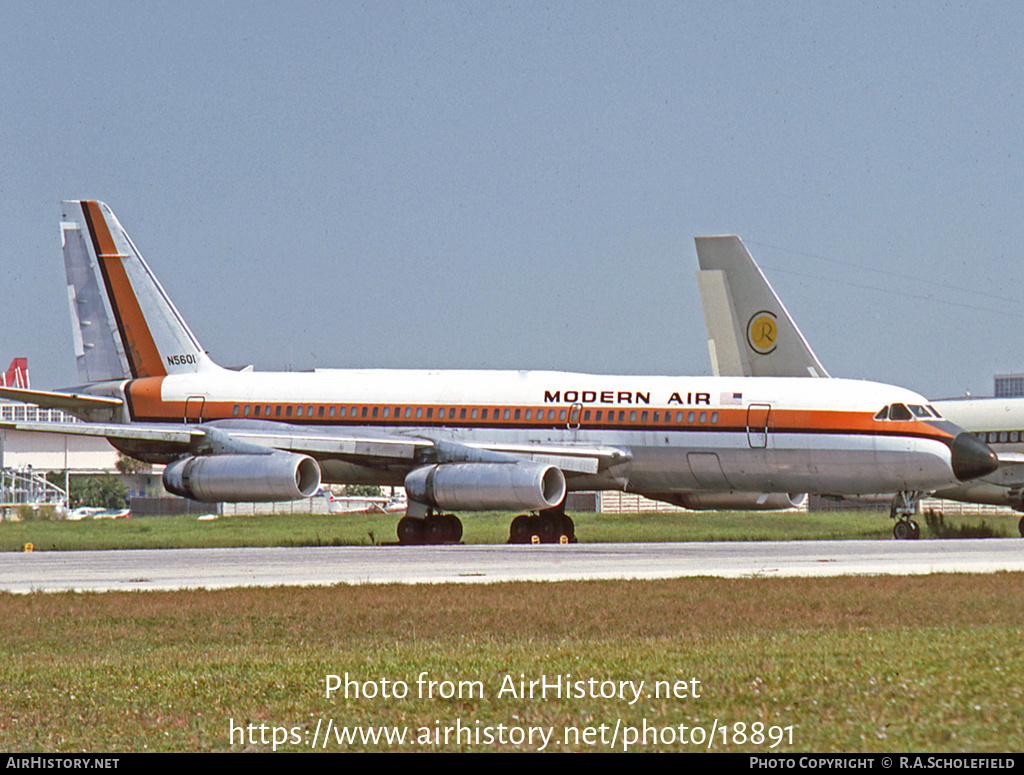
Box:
[394,505,576,545]
[890,490,921,540]
[396,512,463,545]
[507,506,576,544]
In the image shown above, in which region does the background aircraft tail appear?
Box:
[695,236,829,378]
[61,200,218,382]
[1,358,29,388]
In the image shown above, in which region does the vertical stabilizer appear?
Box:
[61,201,217,381]
[694,236,829,378]
[1,358,29,388]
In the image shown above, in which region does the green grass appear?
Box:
[1,575,1022,752]
[3,509,1020,552]
[3,509,1021,752]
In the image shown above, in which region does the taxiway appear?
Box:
[1,539,1023,593]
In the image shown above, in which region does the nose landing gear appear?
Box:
[890,490,921,540]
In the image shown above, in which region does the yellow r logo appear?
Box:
[747,312,778,355]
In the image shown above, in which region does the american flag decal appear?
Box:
[721,392,743,405]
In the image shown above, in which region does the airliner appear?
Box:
[0,201,998,544]
[694,234,1024,538]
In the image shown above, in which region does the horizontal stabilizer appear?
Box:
[0,386,123,422]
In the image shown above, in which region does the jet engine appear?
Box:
[642,492,808,511]
[404,462,566,512]
[163,452,322,502]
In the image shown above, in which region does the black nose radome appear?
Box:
[951,432,999,482]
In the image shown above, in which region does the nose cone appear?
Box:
[951,432,999,481]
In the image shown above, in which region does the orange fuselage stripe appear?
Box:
[122,381,956,443]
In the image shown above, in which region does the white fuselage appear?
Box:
[110,368,968,497]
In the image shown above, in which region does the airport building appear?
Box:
[0,402,119,473]
[994,373,1024,398]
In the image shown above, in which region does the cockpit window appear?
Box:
[889,403,913,421]
[909,405,930,418]
[874,406,889,420]
[927,405,942,418]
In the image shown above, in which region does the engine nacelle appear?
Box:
[642,492,808,511]
[163,452,322,502]
[405,463,566,512]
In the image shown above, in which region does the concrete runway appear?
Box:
[1,539,1023,593]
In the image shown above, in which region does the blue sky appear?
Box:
[2,2,1022,398]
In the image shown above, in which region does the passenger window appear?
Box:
[405,407,413,418]
[686,411,694,423]
[243,405,250,416]
[583,410,590,421]
[438,408,445,419]
[1000,431,1009,443]
[514,409,521,420]
[481,409,488,419]
[338,407,346,418]
[361,407,368,418]
[254,405,261,417]
[640,411,648,422]
[232,405,240,416]
[382,407,390,418]
[629,411,637,422]
[525,409,533,420]
[426,408,433,419]
[676,411,684,423]
[699,411,707,423]
[372,407,379,418]
[559,410,567,421]
[416,407,423,419]
[548,409,556,421]
[318,406,324,418]
[275,406,282,417]
[503,408,511,420]
[711,412,719,423]
[328,406,335,417]
[471,408,478,419]
[460,408,467,419]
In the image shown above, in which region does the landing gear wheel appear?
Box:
[421,513,463,544]
[508,514,535,544]
[444,513,463,542]
[537,514,563,543]
[561,515,577,543]
[397,516,425,545]
[424,514,448,544]
[893,519,919,540]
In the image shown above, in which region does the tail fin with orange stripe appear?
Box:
[61,201,218,382]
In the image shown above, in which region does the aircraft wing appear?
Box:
[0,419,627,474]
[0,420,197,444]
